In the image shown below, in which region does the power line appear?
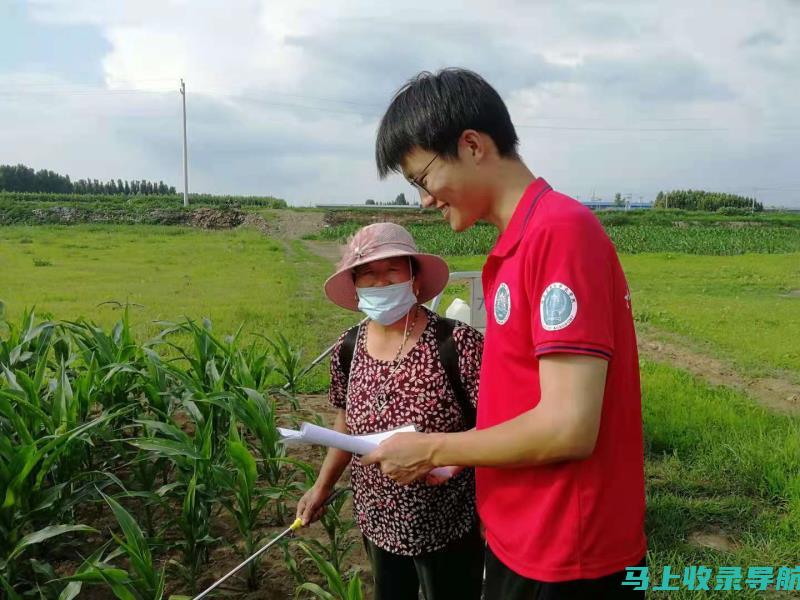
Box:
[516,124,727,132]
[2,82,800,134]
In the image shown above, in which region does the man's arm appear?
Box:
[361,354,607,484]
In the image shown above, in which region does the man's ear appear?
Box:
[459,129,485,162]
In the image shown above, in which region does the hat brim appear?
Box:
[324,251,450,312]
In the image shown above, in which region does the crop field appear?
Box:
[1,211,799,599]
[317,214,800,256]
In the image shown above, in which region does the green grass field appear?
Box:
[643,361,800,598]
[0,225,354,390]
[447,253,800,381]
[2,221,799,598]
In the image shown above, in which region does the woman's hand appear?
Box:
[425,465,464,485]
[295,484,332,526]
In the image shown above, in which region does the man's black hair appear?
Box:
[376,68,519,178]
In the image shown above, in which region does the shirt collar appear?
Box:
[489,177,551,258]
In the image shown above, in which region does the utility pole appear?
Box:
[180,79,189,207]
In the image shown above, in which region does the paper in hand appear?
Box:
[277,422,458,480]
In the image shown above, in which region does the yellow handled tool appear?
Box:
[192,488,349,600]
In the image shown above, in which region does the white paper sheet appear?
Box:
[278,422,458,479]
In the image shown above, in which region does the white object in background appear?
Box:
[278,422,458,479]
[445,298,472,325]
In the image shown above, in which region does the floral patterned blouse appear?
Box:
[329,306,483,556]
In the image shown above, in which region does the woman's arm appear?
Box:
[312,409,352,490]
[296,409,351,524]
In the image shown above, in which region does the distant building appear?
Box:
[315,204,424,210]
[582,201,653,211]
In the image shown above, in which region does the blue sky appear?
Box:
[1,0,799,207]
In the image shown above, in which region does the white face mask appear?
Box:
[356,279,417,325]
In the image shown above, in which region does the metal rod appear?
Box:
[191,488,350,599]
[282,317,367,390]
[193,518,302,600]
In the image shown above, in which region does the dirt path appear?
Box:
[304,240,341,264]
[243,209,341,263]
[242,210,326,239]
[637,328,800,414]
[271,211,327,239]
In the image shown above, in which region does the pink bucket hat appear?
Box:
[324,222,450,311]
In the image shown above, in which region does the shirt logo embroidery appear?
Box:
[494,283,511,325]
[540,282,578,331]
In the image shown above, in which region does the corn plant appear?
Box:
[281,539,306,588]
[229,338,275,392]
[64,492,167,600]
[172,470,219,595]
[284,461,356,574]
[123,447,173,539]
[215,425,275,590]
[152,318,236,460]
[140,347,177,419]
[0,307,56,375]
[294,541,363,600]
[307,488,356,574]
[0,307,364,598]
[126,412,220,593]
[0,401,116,593]
[1,356,121,505]
[0,524,96,598]
[62,307,145,413]
[261,333,304,393]
[207,387,298,522]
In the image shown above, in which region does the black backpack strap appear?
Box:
[435,317,476,429]
[339,324,360,389]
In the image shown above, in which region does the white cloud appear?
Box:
[3,0,799,207]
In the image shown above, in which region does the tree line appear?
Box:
[655,190,762,212]
[365,192,419,206]
[0,164,176,196]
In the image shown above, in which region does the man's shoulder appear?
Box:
[520,189,608,248]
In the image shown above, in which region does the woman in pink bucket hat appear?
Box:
[296,222,485,600]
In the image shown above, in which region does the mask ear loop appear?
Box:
[409,257,418,298]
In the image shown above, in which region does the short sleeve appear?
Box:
[452,325,484,409]
[328,332,349,409]
[525,217,615,361]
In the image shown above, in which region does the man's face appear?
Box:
[401,145,487,232]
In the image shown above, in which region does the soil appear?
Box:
[323,209,440,228]
[304,240,342,264]
[637,328,800,415]
[686,527,738,553]
[190,207,246,229]
[250,210,327,240]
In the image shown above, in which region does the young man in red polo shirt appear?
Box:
[362,68,647,598]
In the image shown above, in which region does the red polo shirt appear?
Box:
[476,177,647,582]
